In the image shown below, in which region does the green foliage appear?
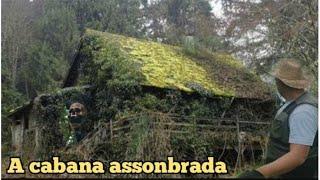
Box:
[57,86,95,140]
[135,94,168,110]
[58,108,71,143]
[21,42,65,94]
[80,32,143,121]
[2,90,27,114]
[125,114,152,159]
[30,86,94,159]
[68,0,145,37]
[2,0,80,101]
[71,30,250,168]
[36,1,80,61]
[147,0,221,52]
[1,88,27,156]
[2,1,274,176]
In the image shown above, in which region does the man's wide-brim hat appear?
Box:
[271,59,311,89]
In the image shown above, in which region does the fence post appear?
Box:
[235,116,242,172]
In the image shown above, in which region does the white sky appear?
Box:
[210,0,224,18]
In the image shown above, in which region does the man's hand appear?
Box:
[257,143,310,178]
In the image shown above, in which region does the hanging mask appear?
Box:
[68,102,87,128]
[69,116,86,124]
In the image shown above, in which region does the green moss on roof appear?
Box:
[83,29,270,99]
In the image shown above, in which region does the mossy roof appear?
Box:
[83,29,270,99]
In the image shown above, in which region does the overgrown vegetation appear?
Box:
[38,29,273,178]
[3,24,274,178]
[82,29,270,99]
[2,31,274,178]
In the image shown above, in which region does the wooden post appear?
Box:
[235,116,242,172]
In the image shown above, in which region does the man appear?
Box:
[66,102,89,146]
[239,59,318,178]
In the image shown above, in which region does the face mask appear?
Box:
[69,116,86,124]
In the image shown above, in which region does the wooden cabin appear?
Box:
[7,29,275,162]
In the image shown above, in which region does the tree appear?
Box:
[20,42,65,97]
[2,0,34,89]
[67,0,146,37]
[220,0,317,81]
[35,1,80,63]
[1,0,36,152]
[146,0,226,53]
